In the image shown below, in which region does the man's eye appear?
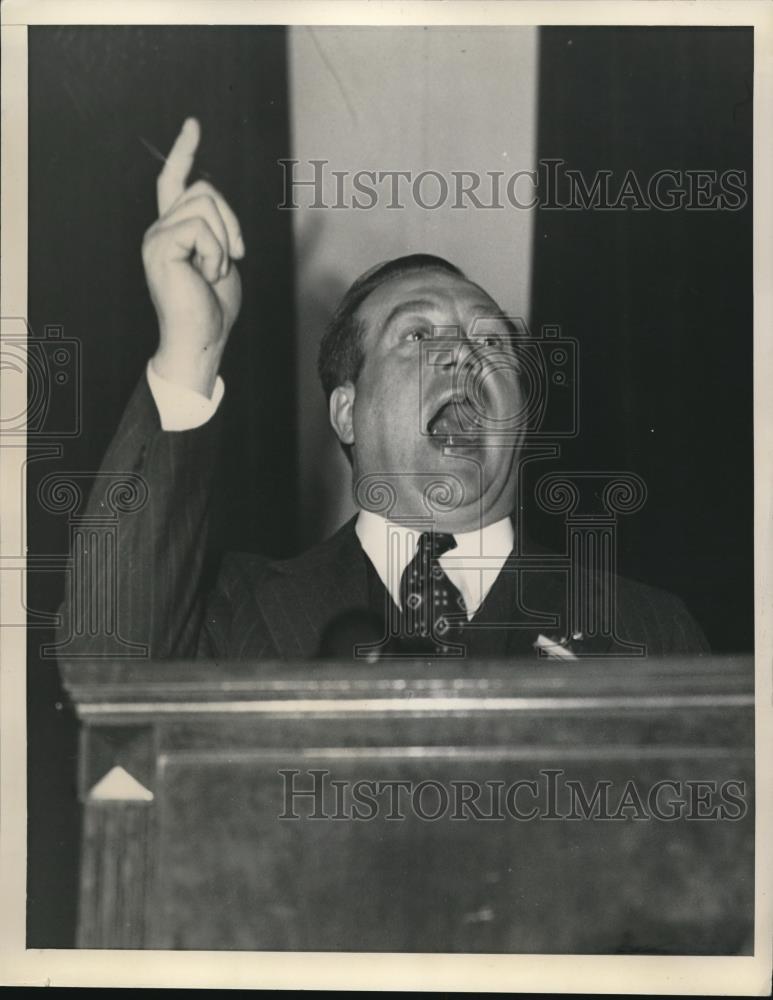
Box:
[405,328,427,342]
[477,334,502,347]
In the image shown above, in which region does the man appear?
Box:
[58,118,708,661]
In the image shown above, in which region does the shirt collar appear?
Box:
[355,509,514,618]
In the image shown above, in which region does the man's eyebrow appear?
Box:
[469,305,509,320]
[468,307,521,333]
[381,299,438,330]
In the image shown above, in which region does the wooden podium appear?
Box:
[61,655,754,953]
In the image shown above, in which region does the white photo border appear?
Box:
[1,1,771,993]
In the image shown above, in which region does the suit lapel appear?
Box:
[504,549,569,657]
[261,518,369,658]
[258,520,614,661]
[499,543,615,658]
[459,545,567,658]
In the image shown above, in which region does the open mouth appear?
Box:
[426,394,488,448]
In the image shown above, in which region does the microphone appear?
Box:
[316,609,395,662]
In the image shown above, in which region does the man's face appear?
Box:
[335,268,526,532]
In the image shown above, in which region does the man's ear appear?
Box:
[329,382,356,446]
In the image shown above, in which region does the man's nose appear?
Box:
[433,326,477,372]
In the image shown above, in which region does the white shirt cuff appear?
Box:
[146,359,225,431]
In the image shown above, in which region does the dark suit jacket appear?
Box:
[58,375,709,661]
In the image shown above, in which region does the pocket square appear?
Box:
[533,633,579,660]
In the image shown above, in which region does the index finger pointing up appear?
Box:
[157,117,201,216]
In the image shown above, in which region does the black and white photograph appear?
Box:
[1,0,771,992]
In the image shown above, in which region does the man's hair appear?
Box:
[317,253,466,405]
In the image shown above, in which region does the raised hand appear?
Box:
[142,118,245,396]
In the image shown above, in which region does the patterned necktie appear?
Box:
[397,532,467,655]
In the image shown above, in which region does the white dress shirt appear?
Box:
[146,359,224,431]
[146,364,515,620]
[355,510,513,620]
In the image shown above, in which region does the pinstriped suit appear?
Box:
[58,374,710,661]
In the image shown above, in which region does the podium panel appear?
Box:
[61,656,754,953]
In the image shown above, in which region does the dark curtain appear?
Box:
[27,26,296,946]
[528,27,753,653]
